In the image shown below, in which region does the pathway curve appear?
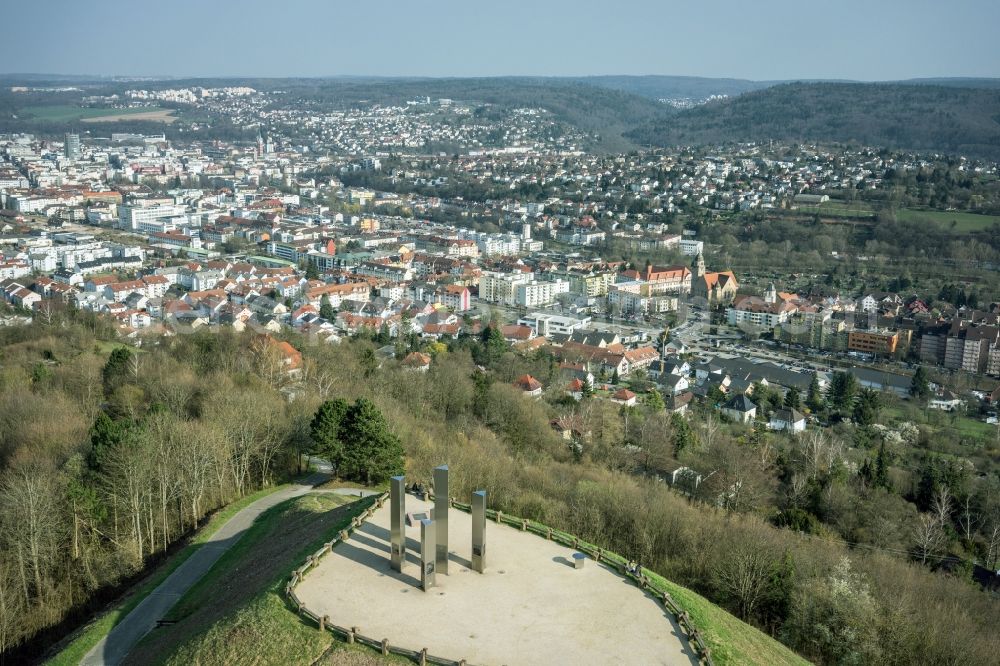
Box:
[81,474,337,665]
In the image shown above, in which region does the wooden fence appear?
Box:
[285,492,714,666]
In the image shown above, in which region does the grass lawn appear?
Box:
[645,572,809,666]
[897,208,1000,232]
[127,492,389,666]
[798,201,876,219]
[45,484,291,666]
[947,416,999,441]
[21,105,169,123]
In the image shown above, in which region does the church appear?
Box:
[690,253,739,306]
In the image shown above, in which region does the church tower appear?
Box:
[692,252,706,280]
[765,282,777,304]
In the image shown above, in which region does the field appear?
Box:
[897,208,1000,232]
[20,105,174,123]
[82,109,177,124]
[797,200,876,219]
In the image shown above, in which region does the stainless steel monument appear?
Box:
[390,475,405,572]
[472,490,486,573]
[420,518,436,590]
[434,465,449,575]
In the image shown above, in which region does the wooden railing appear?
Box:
[285,492,714,666]
[448,499,714,666]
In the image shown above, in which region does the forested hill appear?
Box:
[626,82,1000,159]
[284,77,671,153]
[566,75,772,99]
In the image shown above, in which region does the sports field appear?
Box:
[22,105,175,123]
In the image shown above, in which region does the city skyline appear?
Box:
[2,0,998,81]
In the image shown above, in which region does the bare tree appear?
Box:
[0,466,63,604]
[713,533,774,620]
[912,513,945,566]
[932,486,952,529]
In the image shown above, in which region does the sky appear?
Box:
[2,0,998,81]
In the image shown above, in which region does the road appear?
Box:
[81,475,339,666]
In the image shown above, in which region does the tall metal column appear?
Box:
[390,475,405,572]
[433,465,449,575]
[420,518,436,590]
[471,490,486,573]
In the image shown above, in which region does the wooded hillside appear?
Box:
[627,82,1000,159]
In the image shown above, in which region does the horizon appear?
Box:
[2,0,997,80]
[3,72,999,84]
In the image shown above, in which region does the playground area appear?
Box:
[296,495,699,665]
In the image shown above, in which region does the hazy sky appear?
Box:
[2,0,997,80]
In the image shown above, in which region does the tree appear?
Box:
[910,366,930,402]
[783,387,801,410]
[852,388,881,426]
[305,262,319,280]
[827,371,858,414]
[644,389,665,411]
[319,295,336,321]
[806,373,824,412]
[102,347,134,397]
[713,534,775,621]
[782,558,880,664]
[611,368,620,385]
[671,412,696,455]
[478,325,507,367]
[310,399,349,470]
[338,399,405,485]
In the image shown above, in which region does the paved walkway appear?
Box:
[82,475,332,666]
[297,497,700,666]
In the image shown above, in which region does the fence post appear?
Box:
[546,527,552,540]
[521,519,527,531]
[496,510,503,524]
[381,638,389,655]
[419,648,428,666]
[319,615,327,632]
[348,627,356,644]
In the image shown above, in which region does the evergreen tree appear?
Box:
[338,398,405,485]
[319,295,336,321]
[102,347,133,397]
[310,399,349,470]
[874,441,890,489]
[478,325,507,367]
[611,368,620,385]
[671,412,696,455]
[87,411,128,472]
[305,262,320,280]
[853,388,881,426]
[359,348,378,377]
[827,371,858,414]
[707,384,726,405]
[910,366,930,402]
[806,373,824,412]
[644,389,665,411]
[783,387,801,410]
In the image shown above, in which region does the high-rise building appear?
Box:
[64,133,80,160]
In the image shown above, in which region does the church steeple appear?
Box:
[692,252,706,279]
